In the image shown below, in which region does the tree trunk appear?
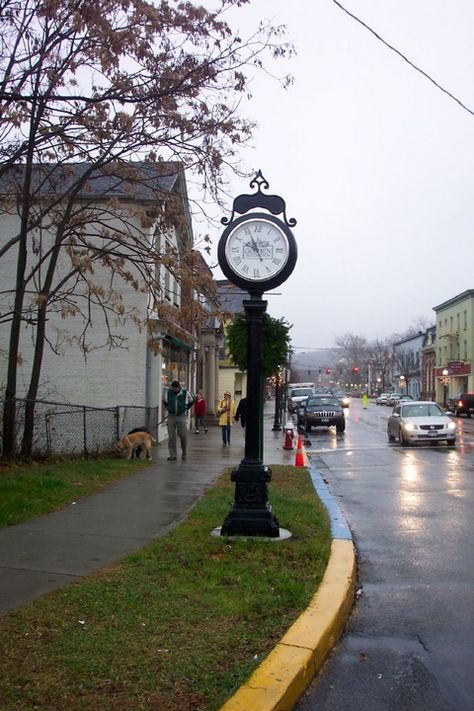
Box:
[21,301,48,457]
[2,210,29,458]
[21,229,65,456]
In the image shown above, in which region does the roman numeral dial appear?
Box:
[218,211,297,292]
[223,218,289,283]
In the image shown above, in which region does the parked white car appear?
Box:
[387,392,403,407]
[376,392,390,405]
[387,401,456,446]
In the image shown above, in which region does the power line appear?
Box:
[332,0,474,118]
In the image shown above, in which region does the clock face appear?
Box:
[224,218,290,282]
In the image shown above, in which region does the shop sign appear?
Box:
[435,362,471,376]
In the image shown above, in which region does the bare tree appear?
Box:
[393,349,417,393]
[0,0,294,457]
[334,333,369,369]
[369,338,393,391]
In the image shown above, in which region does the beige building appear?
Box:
[433,290,474,402]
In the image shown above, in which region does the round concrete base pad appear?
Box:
[210,527,292,541]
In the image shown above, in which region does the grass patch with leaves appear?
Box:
[0,465,331,711]
[0,458,149,528]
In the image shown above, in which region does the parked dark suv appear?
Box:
[448,393,474,418]
[300,395,345,433]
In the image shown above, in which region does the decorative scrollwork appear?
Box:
[221,170,297,227]
[249,170,269,192]
[234,482,269,506]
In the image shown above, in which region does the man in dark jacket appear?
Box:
[235,397,247,428]
[163,380,194,461]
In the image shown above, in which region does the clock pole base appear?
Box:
[221,504,280,538]
[220,463,280,538]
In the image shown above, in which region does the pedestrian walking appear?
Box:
[193,390,208,434]
[234,397,247,428]
[217,391,236,447]
[362,392,368,409]
[162,380,195,461]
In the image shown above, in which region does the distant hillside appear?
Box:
[289,348,343,381]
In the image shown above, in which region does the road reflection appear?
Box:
[398,454,425,532]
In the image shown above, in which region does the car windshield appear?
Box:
[402,404,444,417]
[307,397,339,407]
[291,388,313,397]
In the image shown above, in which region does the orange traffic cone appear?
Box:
[294,433,305,467]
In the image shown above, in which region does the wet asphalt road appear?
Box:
[295,399,474,711]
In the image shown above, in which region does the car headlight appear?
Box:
[403,422,417,432]
[447,421,456,431]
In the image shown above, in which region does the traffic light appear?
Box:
[326,368,331,375]
[352,367,359,373]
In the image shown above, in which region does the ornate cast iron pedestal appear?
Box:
[221,297,280,537]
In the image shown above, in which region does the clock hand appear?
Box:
[249,237,263,262]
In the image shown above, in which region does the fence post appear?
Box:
[45,413,51,456]
[115,407,120,441]
[83,406,87,457]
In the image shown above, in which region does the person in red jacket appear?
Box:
[193,390,208,434]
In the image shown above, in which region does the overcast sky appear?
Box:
[197,0,474,351]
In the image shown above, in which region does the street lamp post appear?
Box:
[442,368,449,406]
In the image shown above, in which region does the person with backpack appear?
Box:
[163,381,194,461]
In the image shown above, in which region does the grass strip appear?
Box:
[0,465,331,711]
[0,458,148,528]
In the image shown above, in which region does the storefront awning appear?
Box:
[163,334,195,351]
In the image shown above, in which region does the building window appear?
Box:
[464,310,467,330]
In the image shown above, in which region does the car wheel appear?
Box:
[467,412,472,419]
[306,425,311,433]
[400,430,408,446]
[448,439,456,447]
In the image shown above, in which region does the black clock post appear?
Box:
[218,172,297,537]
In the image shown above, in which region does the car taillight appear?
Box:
[458,400,463,407]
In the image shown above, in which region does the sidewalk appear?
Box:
[0,403,295,615]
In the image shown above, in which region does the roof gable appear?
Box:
[0,161,183,203]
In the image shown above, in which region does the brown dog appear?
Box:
[116,431,156,460]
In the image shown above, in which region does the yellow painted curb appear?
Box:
[220,538,356,711]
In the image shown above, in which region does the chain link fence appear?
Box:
[0,398,160,458]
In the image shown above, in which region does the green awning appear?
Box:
[163,334,195,351]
